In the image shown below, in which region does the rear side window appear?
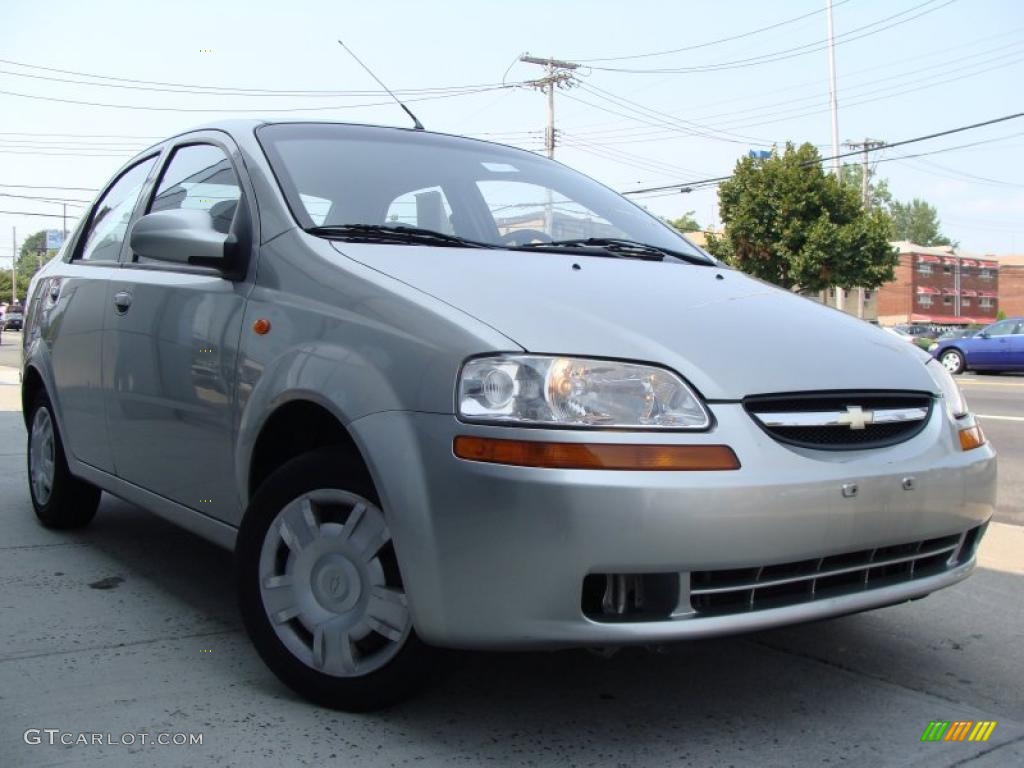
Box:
[150,144,241,234]
[77,156,158,262]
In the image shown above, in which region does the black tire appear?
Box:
[27,392,101,529]
[236,447,438,711]
[939,349,966,375]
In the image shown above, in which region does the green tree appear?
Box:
[840,163,893,210]
[667,211,701,233]
[706,143,897,292]
[888,199,952,246]
[16,229,60,294]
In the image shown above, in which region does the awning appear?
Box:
[943,257,959,265]
[960,259,978,267]
[916,286,939,295]
[942,287,959,295]
[979,260,999,269]
[961,289,978,297]
[980,291,998,298]
[917,254,941,263]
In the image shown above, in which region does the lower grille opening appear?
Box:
[689,528,979,618]
[582,572,678,622]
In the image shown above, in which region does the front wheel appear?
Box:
[940,349,965,375]
[236,448,436,710]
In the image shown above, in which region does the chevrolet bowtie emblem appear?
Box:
[837,405,874,430]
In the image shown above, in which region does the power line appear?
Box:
[564,44,1024,148]
[0,192,90,205]
[0,84,516,115]
[0,209,69,218]
[622,111,1024,195]
[559,26,1024,138]
[0,182,98,191]
[571,0,854,62]
[0,57,517,97]
[586,0,956,74]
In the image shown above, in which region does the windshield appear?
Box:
[257,123,712,264]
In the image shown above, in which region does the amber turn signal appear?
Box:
[252,318,272,335]
[958,425,986,451]
[453,436,740,471]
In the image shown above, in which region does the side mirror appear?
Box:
[130,209,237,269]
[976,331,990,339]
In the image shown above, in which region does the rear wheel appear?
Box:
[27,393,101,529]
[236,448,436,710]
[940,349,965,375]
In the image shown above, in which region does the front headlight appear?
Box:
[458,355,711,429]
[928,342,939,352]
[926,358,968,418]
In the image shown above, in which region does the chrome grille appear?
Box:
[689,527,982,617]
[745,391,933,450]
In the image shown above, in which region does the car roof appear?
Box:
[150,118,537,158]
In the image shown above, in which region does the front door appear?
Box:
[971,319,1018,368]
[105,140,250,521]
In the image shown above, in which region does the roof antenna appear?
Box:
[337,39,424,130]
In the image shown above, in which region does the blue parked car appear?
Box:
[931,317,1024,374]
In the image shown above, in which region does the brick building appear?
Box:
[996,254,1024,316]
[874,241,1000,326]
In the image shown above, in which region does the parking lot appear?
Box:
[1,337,1022,767]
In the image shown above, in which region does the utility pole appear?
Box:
[519,55,579,159]
[826,0,843,311]
[11,226,16,304]
[844,138,885,319]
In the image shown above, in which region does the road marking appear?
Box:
[975,414,1024,422]
[959,379,1024,387]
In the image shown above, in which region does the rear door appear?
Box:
[44,154,160,473]
[104,134,254,521]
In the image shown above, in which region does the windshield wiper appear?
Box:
[513,237,712,265]
[306,224,496,249]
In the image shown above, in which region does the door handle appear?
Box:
[113,291,133,313]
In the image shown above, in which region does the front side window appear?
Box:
[257,123,711,263]
[149,143,241,234]
[78,156,158,262]
[985,320,1016,336]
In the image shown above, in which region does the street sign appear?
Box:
[45,230,63,250]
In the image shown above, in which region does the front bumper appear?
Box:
[349,404,996,649]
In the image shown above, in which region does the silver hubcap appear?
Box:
[941,352,961,373]
[29,407,56,505]
[258,489,410,677]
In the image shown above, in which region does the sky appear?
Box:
[1,0,1023,269]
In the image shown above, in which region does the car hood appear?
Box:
[333,243,937,400]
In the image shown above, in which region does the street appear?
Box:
[960,373,1024,526]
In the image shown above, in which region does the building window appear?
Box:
[979,269,993,279]
[918,294,932,307]
[980,297,994,308]
[943,296,953,305]
[962,298,971,307]
[943,265,952,275]
[917,262,932,275]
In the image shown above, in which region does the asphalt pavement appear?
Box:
[1,339,1022,767]
[959,373,1024,526]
